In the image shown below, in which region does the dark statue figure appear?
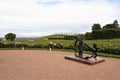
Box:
[74,37,98,60]
[74,37,84,58]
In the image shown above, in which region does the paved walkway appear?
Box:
[0,50,120,80]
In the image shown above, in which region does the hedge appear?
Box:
[0,42,120,55]
[92,29,120,39]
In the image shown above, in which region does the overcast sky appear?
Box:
[0,0,120,37]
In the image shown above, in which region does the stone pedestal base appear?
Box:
[65,55,105,65]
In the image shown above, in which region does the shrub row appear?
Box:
[0,42,63,49]
[64,35,75,40]
[100,47,120,55]
[48,35,75,40]
[0,42,120,55]
[0,42,28,48]
[48,38,64,40]
[83,46,120,55]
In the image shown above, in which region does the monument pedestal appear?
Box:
[65,55,105,65]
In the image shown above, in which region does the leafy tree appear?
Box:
[92,30,102,39]
[103,20,119,29]
[103,24,113,29]
[113,20,119,28]
[85,32,92,40]
[5,33,16,41]
[92,23,101,31]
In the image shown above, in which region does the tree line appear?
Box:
[85,20,120,40]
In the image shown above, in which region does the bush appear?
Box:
[5,43,15,48]
[47,42,63,49]
[15,44,28,48]
[0,42,5,48]
[55,43,63,49]
[93,47,120,55]
[64,45,74,49]
[15,44,22,47]
[30,44,43,48]
[81,45,120,55]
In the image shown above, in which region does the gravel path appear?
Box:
[0,50,120,80]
